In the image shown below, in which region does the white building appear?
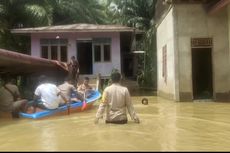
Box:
[12,24,142,78]
[156,0,230,102]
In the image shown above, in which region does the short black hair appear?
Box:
[111,71,121,83]
[2,75,14,84]
[64,76,71,82]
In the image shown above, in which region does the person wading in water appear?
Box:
[94,71,140,124]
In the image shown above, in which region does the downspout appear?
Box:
[172,4,180,102]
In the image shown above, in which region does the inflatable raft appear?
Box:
[19,90,101,119]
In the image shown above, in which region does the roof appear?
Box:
[0,48,68,75]
[11,23,141,34]
[155,0,223,27]
[208,0,230,15]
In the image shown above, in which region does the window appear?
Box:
[93,38,111,63]
[94,45,101,62]
[41,46,48,59]
[104,45,111,62]
[51,46,58,60]
[60,46,67,62]
[162,45,167,83]
[40,39,68,62]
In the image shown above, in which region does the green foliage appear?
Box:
[106,0,157,89]
[0,0,107,53]
[51,0,107,25]
[0,0,53,52]
[105,0,154,30]
[142,29,157,89]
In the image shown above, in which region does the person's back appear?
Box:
[35,83,60,109]
[0,83,19,111]
[58,82,74,100]
[95,71,140,124]
[102,84,131,122]
[58,78,84,102]
[32,75,68,111]
[0,78,27,118]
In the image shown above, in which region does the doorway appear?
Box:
[123,54,134,78]
[77,42,93,74]
[192,48,213,100]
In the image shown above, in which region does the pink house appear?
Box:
[12,24,139,78]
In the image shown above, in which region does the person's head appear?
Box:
[83,77,90,85]
[10,78,16,85]
[111,71,121,83]
[2,75,15,85]
[64,76,73,84]
[38,75,48,84]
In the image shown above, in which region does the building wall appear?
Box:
[157,8,177,100]
[175,4,230,101]
[228,5,230,101]
[31,32,121,76]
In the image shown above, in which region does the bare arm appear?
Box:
[15,86,21,100]
[58,92,68,104]
[33,94,40,101]
[95,91,108,124]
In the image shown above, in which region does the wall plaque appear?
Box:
[191,38,213,47]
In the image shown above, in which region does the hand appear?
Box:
[134,117,140,124]
[94,118,99,124]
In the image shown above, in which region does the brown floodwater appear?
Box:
[1,94,230,151]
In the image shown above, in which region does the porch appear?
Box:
[78,74,140,93]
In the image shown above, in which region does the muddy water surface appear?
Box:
[0,95,230,151]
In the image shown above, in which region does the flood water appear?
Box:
[1,94,230,151]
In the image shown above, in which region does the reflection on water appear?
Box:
[1,95,230,151]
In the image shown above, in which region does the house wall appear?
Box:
[175,4,230,101]
[157,8,177,101]
[228,5,230,101]
[31,32,121,76]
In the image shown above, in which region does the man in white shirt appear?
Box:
[95,71,140,124]
[33,75,67,111]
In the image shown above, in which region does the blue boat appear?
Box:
[19,90,101,119]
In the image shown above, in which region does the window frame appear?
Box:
[93,44,102,63]
[40,39,68,62]
[93,43,111,63]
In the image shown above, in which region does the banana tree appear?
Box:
[105,0,157,89]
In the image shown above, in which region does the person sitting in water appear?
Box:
[0,76,28,118]
[77,77,94,98]
[58,77,84,104]
[31,75,68,112]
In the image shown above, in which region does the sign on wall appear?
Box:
[191,38,213,47]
